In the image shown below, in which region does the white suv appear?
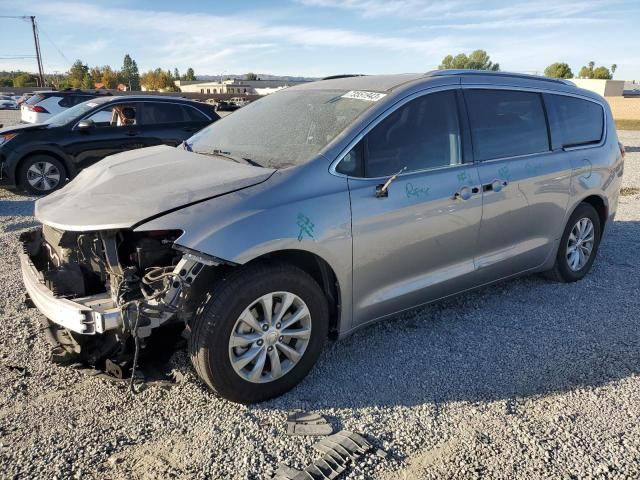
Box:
[20,90,110,123]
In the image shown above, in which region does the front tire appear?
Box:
[18,154,67,195]
[547,202,601,282]
[189,262,328,403]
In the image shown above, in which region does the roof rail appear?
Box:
[322,74,367,80]
[425,69,575,86]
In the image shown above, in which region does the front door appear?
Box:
[343,89,483,327]
[68,102,145,169]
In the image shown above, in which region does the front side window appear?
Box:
[546,94,604,148]
[86,103,138,127]
[465,89,550,161]
[353,90,461,178]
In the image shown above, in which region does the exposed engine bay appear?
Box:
[19,225,218,378]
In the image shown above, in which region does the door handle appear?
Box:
[483,179,508,192]
[183,126,197,132]
[453,185,479,201]
[126,131,139,136]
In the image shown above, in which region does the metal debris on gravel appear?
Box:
[273,431,372,480]
[287,412,334,436]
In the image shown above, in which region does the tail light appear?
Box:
[29,105,49,114]
[618,141,625,159]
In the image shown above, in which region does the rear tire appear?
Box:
[18,154,66,195]
[546,202,601,283]
[189,262,328,403]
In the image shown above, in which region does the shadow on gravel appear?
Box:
[260,219,640,410]
[624,146,640,153]
[2,219,38,232]
[0,200,34,217]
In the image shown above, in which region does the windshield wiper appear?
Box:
[202,148,262,167]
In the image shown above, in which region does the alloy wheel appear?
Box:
[566,217,595,271]
[228,291,312,383]
[26,161,61,192]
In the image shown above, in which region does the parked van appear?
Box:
[20,71,624,403]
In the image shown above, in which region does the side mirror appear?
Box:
[76,119,95,130]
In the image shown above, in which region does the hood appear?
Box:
[0,122,48,134]
[36,145,275,231]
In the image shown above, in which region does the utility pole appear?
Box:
[30,16,45,87]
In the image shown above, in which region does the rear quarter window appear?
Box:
[25,94,46,105]
[464,89,550,161]
[545,94,604,148]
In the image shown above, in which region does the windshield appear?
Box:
[46,100,104,126]
[187,88,379,168]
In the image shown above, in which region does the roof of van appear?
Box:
[292,70,577,93]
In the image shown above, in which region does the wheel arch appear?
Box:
[577,194,608,231]
[244,249,342,339]
[14,148,75,183]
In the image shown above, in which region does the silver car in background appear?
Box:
[20,71,624,403]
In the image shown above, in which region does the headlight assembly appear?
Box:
[0,133,18,146]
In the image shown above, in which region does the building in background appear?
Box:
[174,78,311,96]
[571,79,625,97]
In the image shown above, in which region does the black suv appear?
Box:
[0,95,219,194]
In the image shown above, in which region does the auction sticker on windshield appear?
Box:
[342,91,387,101]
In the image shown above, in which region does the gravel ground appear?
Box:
[0,111,639,479]
[0,109,20,129]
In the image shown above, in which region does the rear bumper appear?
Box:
[20,250,122,335]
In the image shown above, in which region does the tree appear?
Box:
[120,54,140,91]
[13,73,37,87]
[101,66,119,88]
[245,72,258,81]
[578,62,612,79]
[438,49,499,71]
[184,67,196,81]
[611,64,617,77]
[174,68,180,80]
[544,62,573,79]
[68,59,89,88]
[140,68,179,91]
[89,66,103,84]
[592,66,612,80]
[81,74,94,89]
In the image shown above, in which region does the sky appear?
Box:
[0,0,639,80]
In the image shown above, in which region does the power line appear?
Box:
[39,25,70,65]
[0,15,46,86]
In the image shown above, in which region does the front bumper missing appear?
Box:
[20,250,121,335]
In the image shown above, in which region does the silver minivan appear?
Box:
[20,71,624,403]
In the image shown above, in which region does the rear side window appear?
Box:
[182,105,209,122]
[465,89,550,161]
[143,103,201,124]
[361,90,462,177]
[545,94,604,148]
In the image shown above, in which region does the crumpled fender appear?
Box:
[135,161,352,280]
